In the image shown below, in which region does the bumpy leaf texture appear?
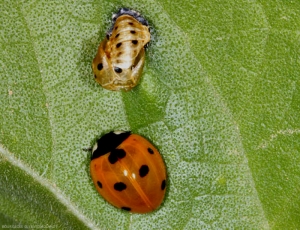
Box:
[0,0,299,229]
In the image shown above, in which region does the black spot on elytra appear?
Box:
[94,75,97,78]
[130,30,136,34]
[106,34,109,39]
[139,165,149,177]
[116,33,120,38]
[115,26,118,30]
[116,42,122,48]
[147,148,154,154]
[108,149,126,164]
[97,181,102,189]
[132,40,138,45]
[114,67,122,73]
[97,63,103,71]
[128,22,133,25]
[114,182,127,191]
[121,207,131,211]
[161,180,166,190]
[91,131,131,160]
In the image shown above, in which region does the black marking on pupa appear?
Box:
[107,8,149,38]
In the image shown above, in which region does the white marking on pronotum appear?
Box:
[92,142,98,153]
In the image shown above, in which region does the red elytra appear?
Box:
[90,131,167,213]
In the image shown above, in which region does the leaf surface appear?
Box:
[0,0,299,229]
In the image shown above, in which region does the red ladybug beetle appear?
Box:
[90,131,167,213]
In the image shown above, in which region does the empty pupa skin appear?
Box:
[92,8,150,91]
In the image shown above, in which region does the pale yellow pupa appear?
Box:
[92,8,150,91]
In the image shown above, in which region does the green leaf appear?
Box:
[1,0,299,229]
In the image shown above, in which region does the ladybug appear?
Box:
[92,8,151,91]
[90,131,167,213]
